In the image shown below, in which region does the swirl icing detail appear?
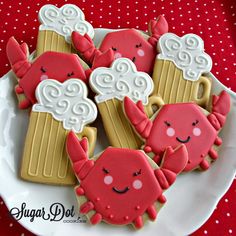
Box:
[158,33,212,81]
[89,58,154,104]
[33,79,97,133]
[38,4,94,42]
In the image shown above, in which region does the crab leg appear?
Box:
[199,159,210,170]
[75,186,85,196]
[80,201,94,214]
[208,148,218,160]
[146,205,157,220]
[153,154,162,165]
[90,213,102,225]
[15,85,24,94]
[157,194,166,204]
[214,136,222,146]
[18,98,32,110]
[133,216,143,229]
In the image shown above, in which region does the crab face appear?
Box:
[146,103,217,171]
[99,29,156,74]
[19,52,87,104]
[81,148,162,225]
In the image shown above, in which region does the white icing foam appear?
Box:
[158,33,212,81]
[33,79,97,133]
[38,4,94,42]
[89,58,154,104]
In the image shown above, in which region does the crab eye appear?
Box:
[135,43,142,48]
[102,168,109,174]
[112,47,117,51]
[192,120,199,126]
[164,121,171,127]
[67,71,74,77]
[40,66,46,73]
[133,169,141,177]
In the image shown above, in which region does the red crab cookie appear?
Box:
[124,91,231,171]
[66,131,188,229]
[72,15,168,74]
[6,37,89,109]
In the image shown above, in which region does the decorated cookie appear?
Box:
[72,15,168,74]
[150,33,212,109]
[36,4,94,57]
[6,37,89,109]
[124,90,231,171]
[90,58,162,149]
[66,131,188,228]
[20,79,97,185]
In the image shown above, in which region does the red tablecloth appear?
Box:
[0,0,235,235]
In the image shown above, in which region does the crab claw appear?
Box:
[208,91,231,130]
[6,37,31,78]
[154,145,188,190]
[85,49,114,78]
[66,131,94,180]
[92,49,114,69]
[72,32,99,64]
[148,15,169,47]
[124,97,152,139]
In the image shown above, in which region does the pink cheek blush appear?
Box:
[104,175,113,185]
[137,49,145,57]
[166,127,175,137]
[114,52,122,59]
[132,180,142,190]
[40,74,48,81]
[193,127,201,136]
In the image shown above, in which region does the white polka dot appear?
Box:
[204,230,208,234]
[229,229,233,234]
[215,219,219,224]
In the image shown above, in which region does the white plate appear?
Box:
[0,29,236,236]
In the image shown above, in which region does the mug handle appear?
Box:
[145,95,165,118]
[194,76,212,109]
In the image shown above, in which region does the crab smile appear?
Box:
[176,136,191,143]
[112,187,130,194]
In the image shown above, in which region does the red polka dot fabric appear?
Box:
[0,0,235,235]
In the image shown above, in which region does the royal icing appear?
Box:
[33,79,97,133]
[6,37,87,109]
[124,91,230,171]
[72,15,168,74]
[89,58,154,105]
[66,131,187,228]
[39,4,94,43]
[158,33,212,81]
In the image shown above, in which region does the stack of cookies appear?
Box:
[6,3,231,229]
